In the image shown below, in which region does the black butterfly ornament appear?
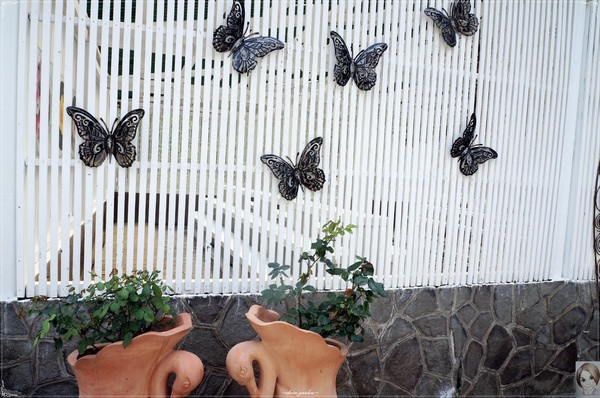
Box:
[451,113,497,176]
[213,0,284,74]
[330,31,388,91]
[424,0,479,47]
[261,137,326,201]
[66,106,144,168]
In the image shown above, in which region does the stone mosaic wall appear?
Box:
[1,280,598,397]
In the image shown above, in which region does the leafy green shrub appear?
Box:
[260,220,387,343]
[29,270,174,356]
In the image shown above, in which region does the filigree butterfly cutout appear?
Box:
[261,137,326,201]
[451,113,498,176]
[66,106,144,168]
[424,0,479,47]
[329,31,388,91]
[213,0,284,74]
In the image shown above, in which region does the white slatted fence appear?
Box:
[11,0,600,297]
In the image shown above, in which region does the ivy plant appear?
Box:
[260,220,387,343]
[29,270,175,356]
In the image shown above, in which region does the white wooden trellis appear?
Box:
[6,0,600,298]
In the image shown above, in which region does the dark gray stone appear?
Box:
[347,349,379,396]
[466,371,500,396]
[550,342,577,372]
[534,347,555,373]
[380,316,415,354]
[30,380,78,397]
[516,300,548,331]
[534,322,552,345]
[500,350,532,385]
[186,295,231,325]
[381,337,423,391]
[218,297,259,347]
[394,289,414,311]
[553,305,586,345]
[518,284,542,308]
[369,290,394,324]
[470,312,494,341]
[415,373,453,397]
[493,284,513,325]
[463,340,484,379]
[484,324,513,370]
[548,282,578,319]
[473,285,492,311]
[457,303,477,325]
[1,338,32,363]
[37,340,64,383]
[437,287,455,312]
[196,368,233,396]
[1,362,35,392]
[523,369,563,396]
[3,302,29,336]
[455,286,472,308]
[513,326,532,347]
[450,314,468,357]
[183,326,230,367]
[422,339,452,374]
[404,289,437,318]
[413,314,447,337]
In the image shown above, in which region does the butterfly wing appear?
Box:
[330,31,353,87]
[296,137,325,192]
[260,155,299,200]
[450,113,477,158]
[66,106,109,167]
[231,36,284,74]
[458,146,497,176]
[111,109,144,168]
[353,42,388,91]
[213,1,245,52]
[424,7,457,47]
[452,0,479,36]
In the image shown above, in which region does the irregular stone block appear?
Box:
[413,314,447,337]
[553,305,586,345]
[463,340,484,379]
[484,324,513,370]
[500,350,532,385]
[382,337,423,391]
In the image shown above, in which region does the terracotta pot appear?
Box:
[66,312,204,398]
[227,304,348,398]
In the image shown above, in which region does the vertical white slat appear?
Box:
[392,0,413,288]
[210,0,232,293]
[186,0,209,293]
[59,0,75,294]
[92,0,111,279]
[15,0,30,297]
[116,0,135,275]
[124,0,142,275]
[136,0,156,276]
[384,0,406,288]
[505,0,535,283]
[177,0,198,293]
[167,0,187,290]
[162,0,179,285]
[105,0,124,275]
[526,0,554,282]
[24,1,39,296]
[145,0,164,274]
[47,0,64,295]
[36,0,53,294]
[196,0,219,293]
[202,0,223,294]
[551,1,586,280]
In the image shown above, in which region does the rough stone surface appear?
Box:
[1,281,598,397]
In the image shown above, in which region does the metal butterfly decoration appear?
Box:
[213,0,284,74]
[329,31,388,91]
[450,113,497,176]
[261,137,326,201]
[424,0,479,47]
[66,106,144,168]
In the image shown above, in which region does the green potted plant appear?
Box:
[226,220,387,397]
[29,270,204,397]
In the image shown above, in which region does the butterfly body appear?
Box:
[424,0,479,47]
[451,113,497,175]
[66,106,144,168]
[330,31,387,91]
[213,1,284,74]
[261,137,325,201]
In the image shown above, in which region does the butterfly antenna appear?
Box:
[286,155,296,168]
[99,118,111,133]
